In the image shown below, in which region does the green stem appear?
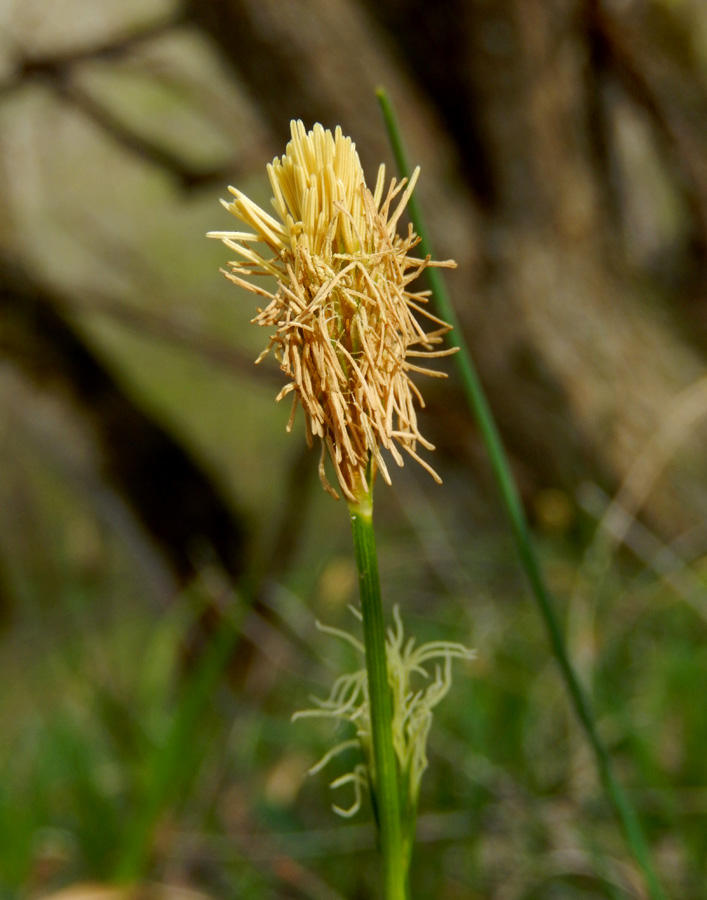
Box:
[376,86,668,900]
[349,486,408,900]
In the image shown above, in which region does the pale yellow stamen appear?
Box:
[207,119,457,500]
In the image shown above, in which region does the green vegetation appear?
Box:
[3,377,707,897]
[2,160,705,893]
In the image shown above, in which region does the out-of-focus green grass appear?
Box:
[2,230,705,898]
[2,380,707,900]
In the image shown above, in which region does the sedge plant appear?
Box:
[209,121,472,899]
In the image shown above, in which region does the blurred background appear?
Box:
[1,0,707,898]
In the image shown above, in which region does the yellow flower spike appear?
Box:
[208,119,456,502]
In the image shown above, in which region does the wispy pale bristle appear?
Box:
[292,605,474,816]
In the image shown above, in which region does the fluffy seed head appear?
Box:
[208,120,456,501]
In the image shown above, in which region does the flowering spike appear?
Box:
[208,120,457,501]
[293,606,474,817]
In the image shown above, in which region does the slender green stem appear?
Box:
[376,86,668,900]
[349,487,407,900]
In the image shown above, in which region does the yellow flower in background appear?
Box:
[208,120,456,502]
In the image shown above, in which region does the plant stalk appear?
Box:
[376,86,668,900]
[349,486,407,900]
